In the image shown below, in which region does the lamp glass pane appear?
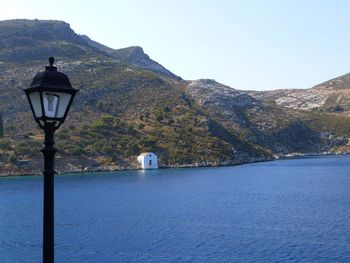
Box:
[28,91,42,118]
[43,92,59,118]
[55,92,72,118]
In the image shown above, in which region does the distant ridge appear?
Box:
[0,19,178,79]
[80,34,179,79]
[248,71,350,112]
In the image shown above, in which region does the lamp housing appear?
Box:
[24,57,78,129]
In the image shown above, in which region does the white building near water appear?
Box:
[137,152,158,169]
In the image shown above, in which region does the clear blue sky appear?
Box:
[1,0,350,90]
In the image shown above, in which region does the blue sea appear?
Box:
[1,156,350,262]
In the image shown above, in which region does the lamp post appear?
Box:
[24,57,78,263]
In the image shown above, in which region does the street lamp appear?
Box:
[24,57,78,263]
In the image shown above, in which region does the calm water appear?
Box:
[1,156,350,262]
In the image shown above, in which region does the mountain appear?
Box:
[0,19,349,175]
[0,19,267,174]
[248,72,350,113]
[80,35,179,79]
[186,80,349,155]
[0,19,103,62]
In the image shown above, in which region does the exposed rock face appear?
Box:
[187,79,263,124]
[248,72,350,112]
[80,34,179,79]
[314,73,350,90]
[110,46,179,79]
[248,87,334,111]
[187,79,255,107]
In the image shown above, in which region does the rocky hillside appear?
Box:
[0,19,270,175]
[0,19,102,62]
[80,35,179,79]
[248,72,350,113]
[186,80,349,155]
[0,19,350,175]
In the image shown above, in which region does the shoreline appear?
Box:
[0,152,348,178]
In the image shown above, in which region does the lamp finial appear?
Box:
[48,57,55,67]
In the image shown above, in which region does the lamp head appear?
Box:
[24,57,78,129]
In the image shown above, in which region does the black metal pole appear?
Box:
[42,122,57,263]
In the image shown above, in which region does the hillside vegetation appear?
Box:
[0,19,349,175]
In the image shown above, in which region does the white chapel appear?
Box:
[137,152,158,169]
